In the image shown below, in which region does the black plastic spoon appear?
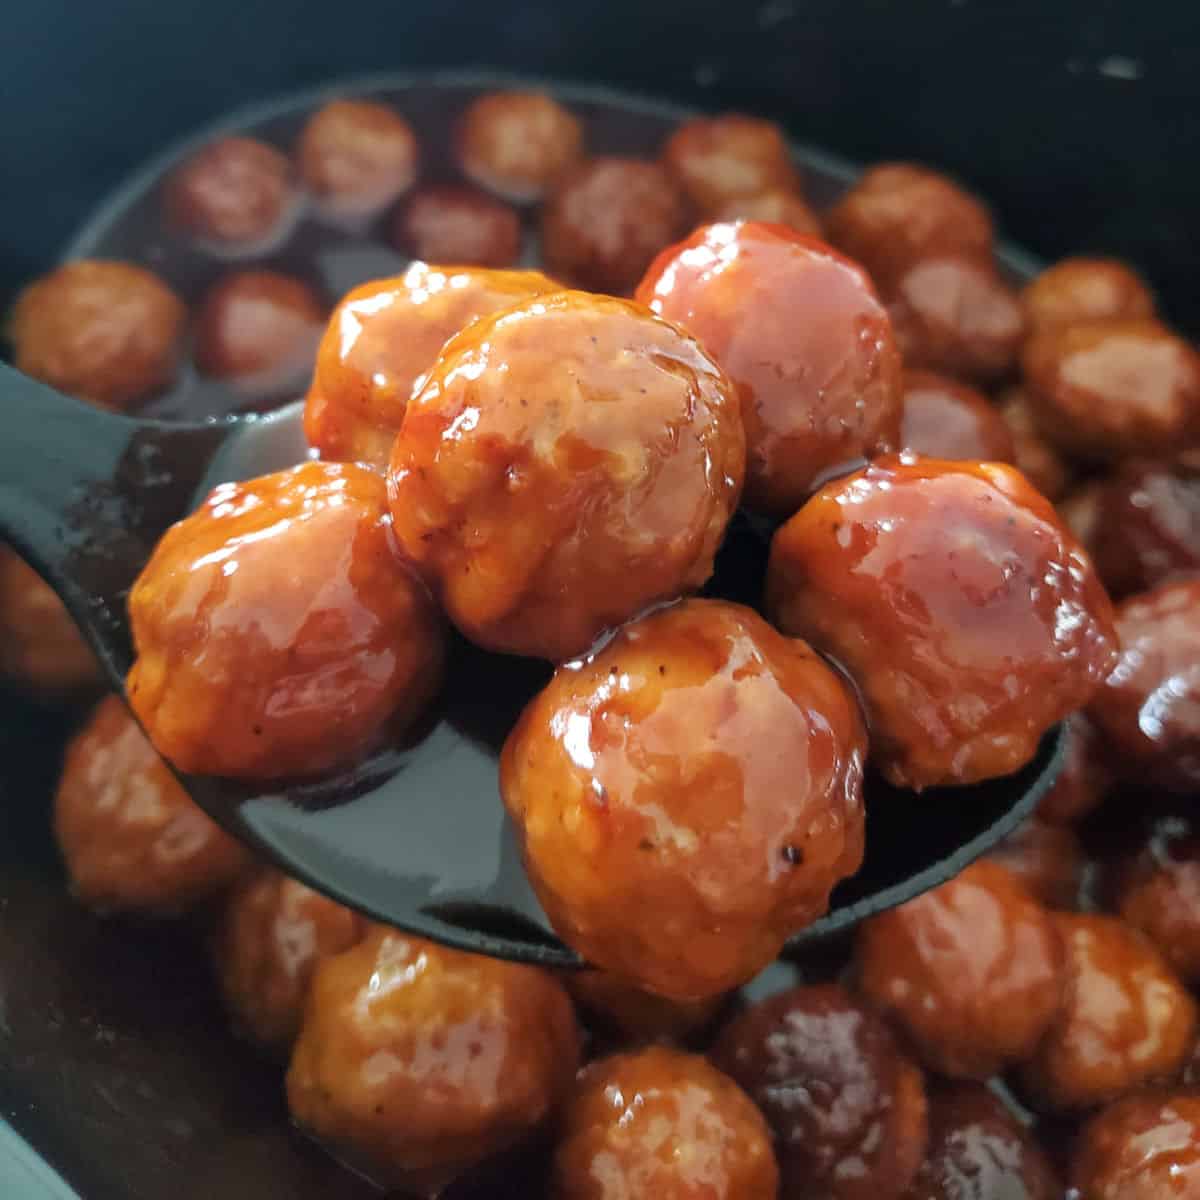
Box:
[0,362,1063,967]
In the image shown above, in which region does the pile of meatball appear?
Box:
[4,87,1200,1198]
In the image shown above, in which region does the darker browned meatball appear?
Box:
[390,184,521,267]
[899,368,1015,462]
[1021,256,1155,335]
[565,971,725,1043]
[997,386,1074,502]
[1035,713,1110,825]
[711,984,929,1200]
[987,818,1086,909]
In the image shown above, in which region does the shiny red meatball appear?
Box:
[390,184,521,267]
[54,696,252,914]
[287,927,580,1192]
[906,1083,1061,1200]
[1071,1091,1200,1200]
[662,113,799,214]
[1020,913,1197,1112]
[500,600,866,1000]
[988,819,1086,909]
[998,386,1074,502]
[550,1046,779,1199]
[565,971,724,1043]
[899,368,1016,462]
[127,461,444,780]
[637,222,902,515]
[10,260,186,408]
[193,269,325,392]
[542,158,688,294]
[164,136,292,246]
[1022,256,1155,335]
[304,264,557,468]
[1036,713,1110,825]
[1088,580,1200,794]
[211,869,367,1051]
[1022,317,1200,462]
[295,98,418,218]
[768,455,1118,789]
[457,90,583,202]
[712,187,822,236]
[857,862,1066,1078]
[711,984,928,1200]
[388,291,745,661]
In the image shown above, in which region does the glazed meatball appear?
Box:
[550,1046,778,1199]
[1022,317,1200,461]
[127,461,443,780]
[565,971,724,1043]
[500,599,865,1000]
[711,984,929,1200]
[857,862,1066,1078]
[54,696,251,913]
[163,136,292,246]
[767,455,1118,789]
[1071,1091,1200,1199]
[899,368,1016,462]
[1036,713,1110,825]
[662,113,799,214]
[295,98,418,218]
[0,549,99,698]
[1019,913,1197,1112]
[1088,460,1200,599]
[712,187,822,235]
[824,163,994,283]
[1059,480,1106,552]
[1109,817,1200,985]
[388,291,745,661]
[1022,256,1155,335]
[988,818,1086,909]
[886,253,1026,382]
[1088,580,1200,794]
[997,386,1074,502]
[287,927,580,1191]
[391,184,521,267]
[10,260,186,408]
[211,869,366,1051]
[304,264,557,468]
[193,269,325,392]
[457,90,583,203]
[542,158,687,294]
[906,1083,1061,1200]
[636,222,902,515]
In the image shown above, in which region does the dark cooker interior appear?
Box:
[2,1,1198,1196]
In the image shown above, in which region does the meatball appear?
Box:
[193,269,325,392]
[0,549,99,699]
[542,158,687,294]
[711,984,928,1200]
[767,455,1118,789]
[1088,580,1200,794]
[211,869,366,1051]
[899,368,1016,462]
[712,187,822,236]
[1088,460,1200,600]
[1019,913,1197,1112]
[636,222,902,515]
[54,695,251,914]
[287,927,580,1191]
[886,253,1026,382]
[565,971,724,1043]
[500,599,865,1000]
[390,184,521,268]
[662,113,799,214]
[987,818,1085,909]
[857,862,1066,1078]
[1036,713,1110,825]
[163,136,292,247]
[304,264,557,468]
[906,1082,1061,1200]
[1022,317,1200,461]
[1110,817,1200,985]
[295,98,418,218]
[457,90,583,203]
[127,461,443,780]
[550,1046,778,1199]
[1072,1091,1200,1200]
[1059,479,1106,550]
[1022,256,1155,335]
[997,386,1074,502]
[387,291,745,661]
[824,163,994,283]
[9,260,185,408]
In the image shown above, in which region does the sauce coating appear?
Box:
[565,971,724,1043]
[899,368,1015,463]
